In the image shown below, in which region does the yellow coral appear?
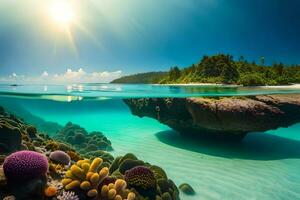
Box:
[127,192,136,200]
[87,189,98,197]
[115,195,123,200]
[108,189,117,199]
[65,180,80,190]
[80,181,91,190]
[61,178,72,185]
[62,158,134,200]
[90,173,100,184]
[100,179,135,200]
[101,185,109,198]
[89,157,102,172]
[70,165,85,180]
[62,157,109,198]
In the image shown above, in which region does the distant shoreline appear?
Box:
[259,84,300,89]
[153,83,300,89]
[155,83,239,87]
[154,83,300,88]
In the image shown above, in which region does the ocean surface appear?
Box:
[1,83,300,200]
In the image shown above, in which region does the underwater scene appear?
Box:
[1,84,300,200]
[1,1,300,199]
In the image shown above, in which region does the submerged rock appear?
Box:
[0,122,22,153]
[179,183,195,195]
[124,95,300,140]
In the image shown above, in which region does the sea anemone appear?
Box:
[57,191,79,200]
[50,150,71,165]
[3,150,48,182]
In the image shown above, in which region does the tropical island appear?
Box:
[112,54,300,86]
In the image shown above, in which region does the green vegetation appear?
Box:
[111,72,168,84]
[111,54,300,86]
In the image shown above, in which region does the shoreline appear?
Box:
[154,83,240,87]
[155,83,300,88]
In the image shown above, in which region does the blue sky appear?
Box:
[0,0,300,82]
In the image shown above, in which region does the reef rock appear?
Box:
[53,122,113,153]
[124,95,300,140]
[0,122,22,153]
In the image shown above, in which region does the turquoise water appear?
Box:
[1,83,300,99]
[1,84,300,199]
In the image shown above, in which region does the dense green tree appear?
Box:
[169,66,181,81]
[238,74,265,86]
[111,54,300,86]
[221,63,239,83]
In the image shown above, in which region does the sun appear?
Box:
[49,2,74,26]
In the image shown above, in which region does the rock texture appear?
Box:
[124,95,300,140]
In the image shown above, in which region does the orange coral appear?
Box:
[44,186,58,197]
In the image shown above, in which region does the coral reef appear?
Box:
[0,107,181,200]
[125,166,156,199]
[62,157,109,198]
[54,122,113,153]
[3,150,48,182]
[0,122,22,153]
[0,112,22,153]
[109,153,179,200]
[60,157,141,199]
[57,191,79,200]
[44,185,58,197]
[50,150,71,165]
[100,179,136,200]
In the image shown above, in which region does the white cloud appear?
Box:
[0,68,122,84]
[41,71,49,77]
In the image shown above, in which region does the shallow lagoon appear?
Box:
[1,84,300,200]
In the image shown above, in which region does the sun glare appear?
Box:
[50,2,74,26]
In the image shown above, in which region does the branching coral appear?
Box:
[62,157,136,200]
[57,191,79,200]
[100,179,136,200]
[62,157,109,198]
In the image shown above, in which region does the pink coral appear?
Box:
[3,150,48,181]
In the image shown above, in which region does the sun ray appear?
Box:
[65,28,78,56]
[74,22,104,50]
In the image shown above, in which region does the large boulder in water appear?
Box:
[124,94,300,140]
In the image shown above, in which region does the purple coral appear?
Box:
[125,166,156,190]
[49,150,71,165]
[57,191,79,200]
[3,150,48,181]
